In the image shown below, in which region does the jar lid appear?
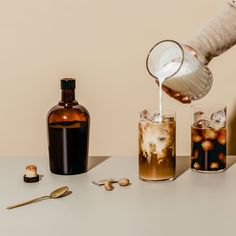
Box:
[61,78,76,89]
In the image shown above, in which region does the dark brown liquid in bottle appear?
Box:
[47,78,90,175]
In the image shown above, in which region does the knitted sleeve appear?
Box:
[186,1,236,65]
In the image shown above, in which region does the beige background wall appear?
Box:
[0,0,235,157]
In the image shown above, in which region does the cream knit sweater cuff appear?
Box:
[186,1,236,65]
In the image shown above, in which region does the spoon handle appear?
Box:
[6,195,50,209]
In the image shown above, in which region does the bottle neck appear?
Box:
[59,89,78,106]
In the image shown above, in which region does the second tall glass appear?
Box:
[191,104,227,172]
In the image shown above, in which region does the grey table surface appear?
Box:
[1,155,236,236]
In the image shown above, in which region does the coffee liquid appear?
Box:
[191,126,226,172]
[48,121,89,175]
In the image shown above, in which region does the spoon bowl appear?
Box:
[50,186,69,198]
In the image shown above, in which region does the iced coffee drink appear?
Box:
[138,110,176,181]
[191,104,226,172]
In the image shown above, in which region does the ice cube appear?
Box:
[210,162,219,169]
[210,109,226,130]
[192,149,199,159]
[153,112,162,123]
[210,121,222,130]
[194,119,210,128]
[140,110,153,122]
[201,140,213,151]
[155,135,168,153]
[211,109,226,123]
[192,134,202,143]
[217,128,226,145]
[193,162,201,170]
[194,111,204,122]
[204,129,217,140]
[218,152,226,163]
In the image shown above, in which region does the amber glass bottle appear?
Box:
[47,78,90,175]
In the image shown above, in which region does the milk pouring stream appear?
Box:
[155,60,189,122]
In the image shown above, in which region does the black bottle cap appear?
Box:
[61,78,76,89]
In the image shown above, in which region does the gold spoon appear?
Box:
[6,186,69,210]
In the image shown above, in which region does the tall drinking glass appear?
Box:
[191,104,227,172]
[138,110,176,181]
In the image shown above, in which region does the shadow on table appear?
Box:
[175,156,190,179]
[226,102,236,169]
[175,155,235,176]
[226,156,236,170]
[88,156,191,177]
[88,156,111,170]
[60,191,72,198]
[226,103,236,170]
[228,101,236,156]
